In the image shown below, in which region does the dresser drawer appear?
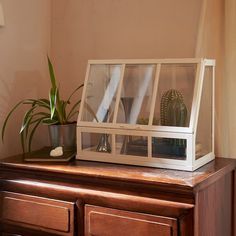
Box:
[0,192,74,235]
[85,205,178,236]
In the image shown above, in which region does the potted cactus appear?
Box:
[153,89,187,157]
[1,56,83,154]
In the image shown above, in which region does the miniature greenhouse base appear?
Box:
[77,128,215,171]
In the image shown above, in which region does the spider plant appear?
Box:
[1,56,84,153]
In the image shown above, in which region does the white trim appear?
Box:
[111,134,116,155]
[77,64,91,123]
[186,136,194,167]
[193,152,215,171]
[78,126,192,139]
[192,133,196,167]
[212,65,215,155]
[189,60,203,132]
[112,64,126,123]
[88,58,203,65]
[148,64,161,126]
[193,60,205,134]
[77,121,193,134]
[77,129,82,153]
[77,58,215,171]
[77,152,194,171]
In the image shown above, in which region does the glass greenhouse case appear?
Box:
[77,59,215,171]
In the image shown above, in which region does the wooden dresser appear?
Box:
[0,156,235,236]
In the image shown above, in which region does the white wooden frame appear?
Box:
[77,58,215,171]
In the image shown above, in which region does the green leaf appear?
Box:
[25,116,33,139]
[23,99,50,110]
[31,98,50,107]
[20,129,26,153]
[49,87,57,119]
[25,115,50,138]
[27,112,51,124]
[84,101,99,122]
[67,100,81,121]
[20,105,40,134]
[61,100,67,123]
[2,100,26,142]
[55,98,66,124]
[67,111,79,121]
[42,118,58,125]
[39,98,50,105]
[2,56,83,153]
[25,113,51,148]
[47,56,57,89]
[30,112,51,118]
[28,117,44,152]
[66,84,84,104]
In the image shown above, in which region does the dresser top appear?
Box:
[0,155,235,191]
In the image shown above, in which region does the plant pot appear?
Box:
[48,123,76,152]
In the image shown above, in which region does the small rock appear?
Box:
[50,146,63,157]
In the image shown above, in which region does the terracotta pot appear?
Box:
[48,123,76,151]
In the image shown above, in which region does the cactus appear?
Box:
[160,89,187,147]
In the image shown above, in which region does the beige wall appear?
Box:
[2,0,227,158]
[51,0,202,96]
[0,0,51,157]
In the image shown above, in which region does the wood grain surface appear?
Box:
[0,156,235,236]
[0,155,235,189]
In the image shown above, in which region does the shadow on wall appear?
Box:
[0,70,49,156]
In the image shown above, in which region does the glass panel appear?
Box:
[116,135,148,157]
[82,64,122,123]
[196,66,213,159]
[116,64,156,125]
[153,63,197,127]
[152,137,186,160]
[82,132,112,153]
